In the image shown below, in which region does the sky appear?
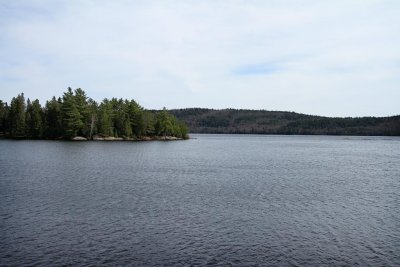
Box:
[0,0,399,117]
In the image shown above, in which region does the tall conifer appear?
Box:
[9,93,26,138]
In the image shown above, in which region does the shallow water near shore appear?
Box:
[1,134,399,266]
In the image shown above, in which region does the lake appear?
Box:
[0,134,399,266]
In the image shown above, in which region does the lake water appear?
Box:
[0,134,399,266]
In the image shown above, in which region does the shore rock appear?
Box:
[164,136,179,140]
[103,136,124,141]
[72,136,87,141]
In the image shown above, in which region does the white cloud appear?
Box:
[0,0,399,116]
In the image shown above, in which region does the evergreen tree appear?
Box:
[156,107,173,138]
[74,88,89,136]
[98,100,113,136]
[9,93,26,138]
[62,88,83,139]
[0,100,9,134]
[44,97,62,139]
[110,98,125,137]
[127,100,144,137]
[143,111,155,136]
[177,121,189,139]
[123,115,133,138]
[26,99,43,138]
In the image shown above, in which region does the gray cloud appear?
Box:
[0,0,399,116]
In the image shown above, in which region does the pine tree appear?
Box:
[156,107,173,138]
[9,93,26,138]
[178,121,189,139]
[62,88,83,139]
[98,100,113,136]
[44,97,62,139]
[143,111,155,136]
[109,98,125,137]
[74,88,89,136]
[127,100,145,137]
[0,100,8,134]
[25,98,33,137]
[123,115,133,138]
[26,99,43,138]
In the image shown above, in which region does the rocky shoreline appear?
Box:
[72,135,185,141]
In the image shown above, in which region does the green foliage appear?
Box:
[73,88,89,136]
[62,88,84,139]
[1,88,188,140]
[2,92,400,138]
[44,97,63,139]
[26,99,43,138]
[156,107,172,137]
[177,121,189,139]
[155,107,189,139]
[0,100,9,133]
[98,100,113,137]
[9,93,26,138]
[127,100,144,137]
[142,112,155,136]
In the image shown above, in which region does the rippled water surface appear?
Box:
[1,135,399,266]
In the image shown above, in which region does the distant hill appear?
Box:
[170,108,400,136]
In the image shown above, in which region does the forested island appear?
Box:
[171,108,400,136]
[0,88,189,140]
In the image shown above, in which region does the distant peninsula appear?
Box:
[0,88,189,140]
[170,108,400,136]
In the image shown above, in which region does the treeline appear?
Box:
[170,108,400,136]
[0,88,189,140]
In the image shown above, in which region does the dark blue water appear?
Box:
[1,135,399,266]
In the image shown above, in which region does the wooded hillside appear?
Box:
[170,108,400,136]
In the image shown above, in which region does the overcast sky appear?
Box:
[0,0,399,117]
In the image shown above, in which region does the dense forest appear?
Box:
[171,108,400,136]
[2,91,399,139]
[0,88,189,140]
